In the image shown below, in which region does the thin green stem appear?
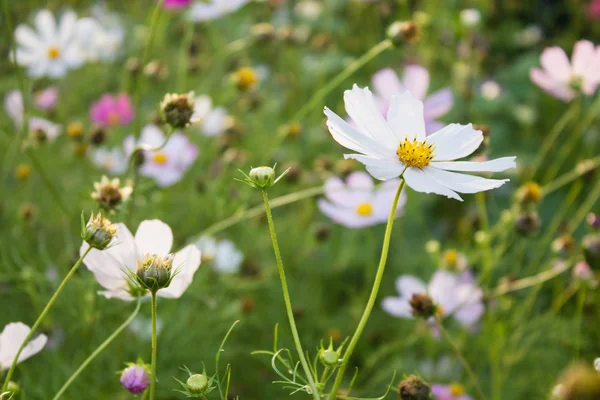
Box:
[260,189,319,400]
[327,178,405,400]
[2,247,92,392]
[436,317,487,400]
[542,154,600,197]
[574,285,586,359]
[52,299,142,400]
[150,293,158,400]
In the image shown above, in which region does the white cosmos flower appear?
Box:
[192,95,228,136]
[0,322,47,370]
[4,90,62,140]
[196,236,243,274]
[14,9,83,78]
[92,147,128,175]
[76,17,124,62]
[80,219,201,301]
[324,86,516,201]
[188,0,250,22]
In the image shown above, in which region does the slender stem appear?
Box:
[1,247,92,392]
[52,299,142,399]
[149,293,158,400]
[436,317,486,400]
[327,179,405,400]
[260,189,319,400]
[574,285,586,359]
[542,154,600,196]
[490,259,573,298]
[26,149,70,218]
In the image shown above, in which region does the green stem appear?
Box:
[574,285,586,359]
[542,154,600,196]
[260,189,319,400]
[1,247,92,392]
[149,292,158,400]
[437,317,487,400]
[327,179,405,400]
[52,299,142,399]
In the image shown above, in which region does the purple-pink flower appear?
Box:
[162,0,192,9]
[90,93,134,127]
[371,65,453,134]
[120,364,150,394]
[589,0,600,19]
[34,87,58,111]
[530,40,600,102]
[317,171,406,228]
[432,383,473,400]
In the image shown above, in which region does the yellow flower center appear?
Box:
[153,152,168,164]
[235,67,258,90]
[435,305,445,318]
[449,383,465,396]
[356,202,373,216]
[107,112,120,126]
[443,249,458,266]
[396,136,435,168]
[47,46,60,59]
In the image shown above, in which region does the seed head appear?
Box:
[387,21,420,45]
[160,92,196,128]
[398,375,431,400]
[91,176,133,212]
[409,293,437,319]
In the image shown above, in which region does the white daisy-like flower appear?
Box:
[4,90,62,140]
[0,322,47,370]
[80,219,201,301]
[91,147,128,175]
[192,95,228,136]
[196,236,243,274]
[188,0,250,22]
[14,9,84,78]
[324,86,515,201]
[75,16,124,62]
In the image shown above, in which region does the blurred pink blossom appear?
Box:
[162,0,192,9]
[530,40,600,102]
[90,93,134,127]
[371,65,454,134]
[34,87,58,111]
[432,383,473,400]
[589,0,600,19]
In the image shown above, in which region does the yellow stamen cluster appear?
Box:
[153,152,168,164]
[442,249,458,266]
[356,202,373,216]
[47,46,60,59]
[396,136,435,168]
[234,67,258,90]
[449,383,465,396]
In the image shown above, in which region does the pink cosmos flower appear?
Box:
[124,124,198,187]
[382,270,484,328]
[589,0,600,19]
[34,86,58,110]
[317,171,406,229]
[432,383,473,400]
[530,40,600,102]
[371,65,454,134]
[90,93,134,127]
[162,0,192,9]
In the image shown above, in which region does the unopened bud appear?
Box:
[82,212,117,250]
[251,23,275,43]
[398,375,431,400]
[250,166,275,187]
[409,293,437,318]
[552,234,576,258]
[553,363,600,400]
[160,92,196,128]
[516,181,543,206]
[587,213,600,230]
[67,121,84,140]
[120,364,150,394]
[136,254,174,292]
[514,211,541,236]
[15,163,31,181]
[387,21,420,45]
[91,176,133,212]
[186,374,209,394]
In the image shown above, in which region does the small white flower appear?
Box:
[92,147,128,175]
[196,236,243,274]
[192,95,228,136]
[76,15,124,62]
[324,86,516,201]
[460,8,481,27]
[0,322,47,370]
[480,80,502,100]
[80,219,202,300]
[294,0,323,20]
[4,90,62,140]
[14,9,84,78]
[188,0,250,22]
[595,357,600,372]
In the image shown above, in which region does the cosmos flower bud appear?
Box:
[120,364,150,394]
[552,234,576,258]
[553,363,600,400]
[237,165,289,189]
[514,211,541,236]
[89,125,106,146]
[136,254,175,292]
[186,374,209,394]
[251,23,276,43]
[409,293,437,319]
[160,92,196,128]
[319,341,340,367]
[82,212,117,250]
[583,233,600,269]
[387,21,420,45]
[515,181,543,206]
[91,176,133,212]
[398,375,431,400]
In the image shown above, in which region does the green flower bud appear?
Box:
[320,348,339,367]
[250,166,275,188]
[136,254,174,292]
[186,374,209,394]
[387,21,419,46]
[82,212,118,250]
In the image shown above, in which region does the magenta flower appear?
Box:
[90,93,134,127]
[530,40,600,102]
[162,0,192,9]
[34,87,58,111]
[317,172,406,229]
[432,383,472,400]
[371,65,454,134]
[589,0,600,19]
[120,365,150,394]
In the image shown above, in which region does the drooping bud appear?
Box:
[186,374,209,394]
[409,293,437,319]
[82,212,118,250]
[386,21,420,45]
[398,375,431,400]
[91,176,133,212]
[120,364,150,394]
[160,92,196,128]
[514,211,541,236]
[136,254,175,292]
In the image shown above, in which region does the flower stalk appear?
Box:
[149,292,158,400]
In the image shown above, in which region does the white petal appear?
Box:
[424,166,509,194]
[344,154,404,181]
[317,199,379,228]
[428,123,483,161]
[540,46,572,83]
[423,88,453,120]
[381,297,412,318]
[0,322,47,369]
[431,157,516,172]
[135,220,173,256]
[80,242,128,291]
[395,275,426,297]
[403,167,462,201]
[158,244,201,299]
[14,25,42,50]
[324,107,389,157]
[345,171,374,191]
[324,176,371,206]
[343,85,398,149]
[105,223,139,270]
[371,68,403,103]
[387,91,426,142]
[58,11,77,44]
[35,9,57,39]
[402,65,430,100]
